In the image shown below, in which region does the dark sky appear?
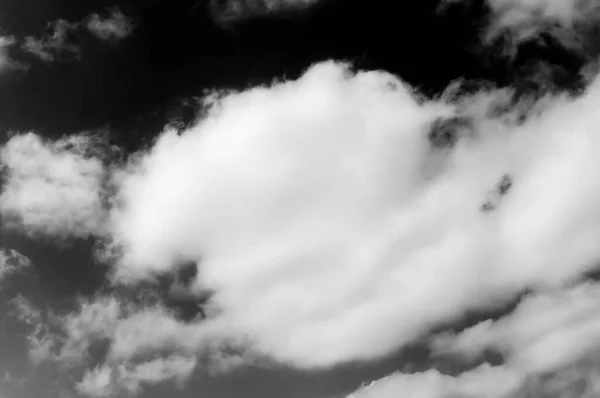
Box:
[0,0,594,398]
[0,0,586,142]
[0,0,491,140]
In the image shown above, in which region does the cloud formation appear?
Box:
[92,58,600,374]
[77,355,196,397]
[0,133,109,239]
[7,4,600,395]
[11,54,600,396]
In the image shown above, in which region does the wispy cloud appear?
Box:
[12,294,237,396]
[11,296,57,365]
[441,0,600,58]
[94,59,600,371]
[21,7,135,63]
[22,20,81,62]
[13,54,600,385]
[210,0,326,26]
[77,356,196,397]
[0,35,21,73]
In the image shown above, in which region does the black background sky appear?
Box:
[0,0,541,143]
[0,0,588,146]
[0,1,592,397]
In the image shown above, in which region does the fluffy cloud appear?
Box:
[96,59,600,372]
[12,56,600,397]
[0,133,109,239]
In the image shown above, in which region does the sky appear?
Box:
[4,0,600,397]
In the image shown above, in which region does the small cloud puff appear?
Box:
[86,9,135,42]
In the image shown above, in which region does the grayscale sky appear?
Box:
[2,1,600,398]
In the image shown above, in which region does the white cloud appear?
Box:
[86,8,135,41]
[0,133,108,239]
[95,59,600,370]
